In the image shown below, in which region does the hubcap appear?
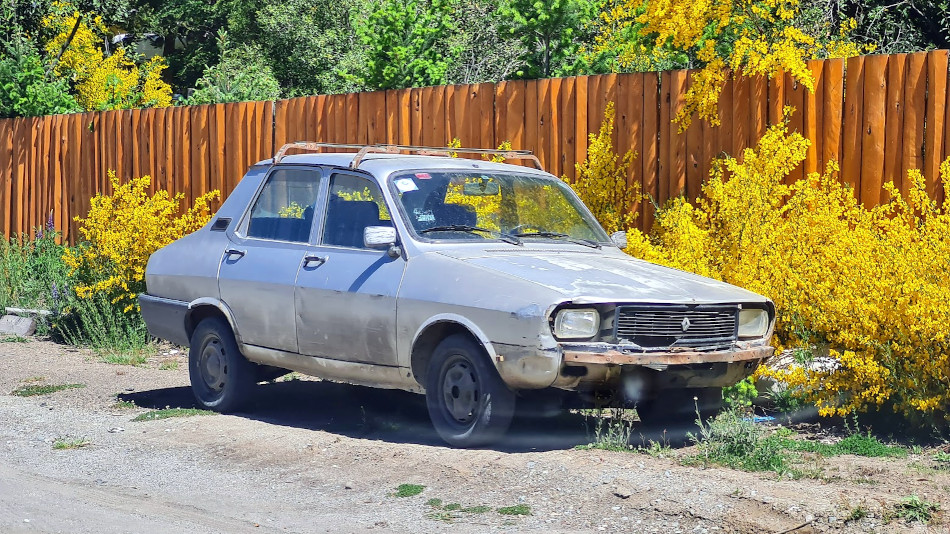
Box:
[441,358,479,423]
[199,338,227,392]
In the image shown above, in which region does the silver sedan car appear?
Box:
[140,143,775,447]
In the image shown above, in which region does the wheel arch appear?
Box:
[185,297,242,345]
[409,315,497,386]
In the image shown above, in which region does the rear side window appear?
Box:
[246,168,321,242]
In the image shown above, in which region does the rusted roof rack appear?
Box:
[272,141,544,170]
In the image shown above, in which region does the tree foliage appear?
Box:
[0,36,80,118]
[183,37,280,105]
[352,0,459,90]
[499,0,597,79]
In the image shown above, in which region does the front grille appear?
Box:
[615,305,738,349]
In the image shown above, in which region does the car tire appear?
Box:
[425,334,515,447]
[636,387,722,427]
[189,317,254,413]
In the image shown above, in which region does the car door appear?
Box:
[218,166,322,353]
[295,172,405,366]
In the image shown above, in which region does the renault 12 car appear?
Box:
[139,142,775,447]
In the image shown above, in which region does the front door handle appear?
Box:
[303,254,328,266]
[225,248,246,257]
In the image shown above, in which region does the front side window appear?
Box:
[391,171,609,243]
[322,174,392,249]
[245,168,320,242]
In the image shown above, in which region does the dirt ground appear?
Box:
[1,339,948,534]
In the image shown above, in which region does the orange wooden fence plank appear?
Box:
[619,73,642,202]
[822,58,845,169]
[191,105,210,202]
[658,71,671,204]
[785,71,806,182]
[768,70,785,128]
[357,92,372,144]
[66,113,83,241]
[0,120,13,236]
[408,89,423,146]
[841,55,866,196]
[901,52,928,197]
[883,54,907,197]
[861,54,888,207]
[274,99,290,147]
[701,85,718,186]
[30,117,43,231]
[546,78,563,176]
[559,77,577,180]
[81,113,98,223]
[641,72,660,230]
[804,60,824,175]
[535,78,550,172]
[718,76,733,158]
[924,50,948,202]
[524,80,540,162]
[12,119,27,234]
[573,76,588,170]
[208,104,225,196]
[685,74,703,201]
[51,114,64,236]
[474,82,495,150]
[445,84,463,144]
[118,110,133,181]
[732,74,751,157]
[750,74,768,144]
[669,69,688,199]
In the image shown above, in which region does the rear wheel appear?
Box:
[425,335,515,447]
[189,317,254,413]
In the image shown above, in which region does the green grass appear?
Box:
[111,398,137,409]
[0,335,29,343]
[779,432,906,458]
[158,359,179,371]
[392,483,425,497]
[132,408,213,421]
[932,450,950,468]
[497,504,531,516]
[12,383,85,397]
[52,437,90,450]
[893,495,939,523]
[461,505,491,514]
[577,408,634,451]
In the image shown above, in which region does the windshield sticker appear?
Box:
[413,208,434,223]
[415,172,431,179]
[394,178,418,192]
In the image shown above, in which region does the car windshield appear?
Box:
[391,170,610,243]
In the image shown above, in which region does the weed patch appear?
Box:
[497,504,531,516]
[780,432,906,458]
[132,408,213,422]
[12,383,84,397]
[158,359,179,370]
[578,408,634,451]
[52,437,90,450]
[392,484,424,498]
[0,335,29,343]
[893,495,939,524]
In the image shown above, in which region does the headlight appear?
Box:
[553,309,599,339]
[738,308,769,338]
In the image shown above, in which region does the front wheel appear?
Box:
[425,335,515,447]
[189,317,255,413]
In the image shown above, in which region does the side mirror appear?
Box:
[610,231,627,249]
[364,226,397,249]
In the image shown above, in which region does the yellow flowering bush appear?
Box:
[625,118,950,426]
[593,0,870,129]
[43,2,172,110]
[63,171,219,312]
[567,102,640,234]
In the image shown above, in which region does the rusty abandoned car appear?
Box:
[139,142,776,447]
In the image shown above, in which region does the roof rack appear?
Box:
[272,141,544,170]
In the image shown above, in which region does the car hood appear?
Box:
[437,248,767,304]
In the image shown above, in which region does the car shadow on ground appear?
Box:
[118,379,701,452]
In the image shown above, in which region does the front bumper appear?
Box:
[561,343,774,366]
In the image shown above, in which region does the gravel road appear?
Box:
[1,340,947,533]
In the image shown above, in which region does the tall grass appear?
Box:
[1,227,150,356]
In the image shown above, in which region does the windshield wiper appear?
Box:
[510,231,601,249]
[420,225,523,245]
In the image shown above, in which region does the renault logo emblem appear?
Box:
[681,317,691,332]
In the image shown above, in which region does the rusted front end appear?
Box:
[555,342,772,391]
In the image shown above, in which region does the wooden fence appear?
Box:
[1,50,949,241]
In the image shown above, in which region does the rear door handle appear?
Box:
[303,254,328,266]
[225,248,246,257]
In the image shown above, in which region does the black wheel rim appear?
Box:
[198,337,227,392]
[440,355,480,424]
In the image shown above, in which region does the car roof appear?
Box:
[253,152,557,180]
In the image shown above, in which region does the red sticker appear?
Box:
[415,173,431,179]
